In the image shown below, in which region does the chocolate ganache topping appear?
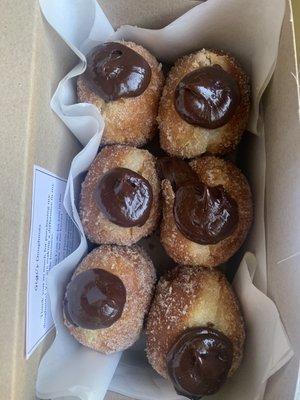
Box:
[167,327,233,399]
[174,65,240,129]
[64,268,126,329]
[174,182,239,245]
[84,42,151,101]
[159,157,239,244]
[157,157,198,192]
[95,167,153,228]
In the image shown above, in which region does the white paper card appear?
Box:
[26,166,80,359]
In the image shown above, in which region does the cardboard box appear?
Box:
[292,0,300,60]
[0,0,299,399]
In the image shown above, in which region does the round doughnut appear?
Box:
[158,49,250,158]
[160,156,253,267]
[64,244,156,353]
[78,41,164,147]
[146,266,245,398]
[80,145,160,246]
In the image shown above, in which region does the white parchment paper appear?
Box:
[36,1,293,399]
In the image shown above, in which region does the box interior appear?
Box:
[0,0,299,399]
[263,3,300,397]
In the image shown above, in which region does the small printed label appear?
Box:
[26,166,79,359]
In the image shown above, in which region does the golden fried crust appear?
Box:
[146,266,245,378]
[78,41,164,147]
[80,145,161,246]
[158,49,250,158]
[161,156,253,267]
[64,245,156,353]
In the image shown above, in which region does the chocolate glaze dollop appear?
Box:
[159,157,239,244]
[174,65,240,129]
[95,167,153,227]
[167,327,233,399]
[83,42,151,101]
[157,157,198,192]
[64,268,126,330]
[174,182,239,245]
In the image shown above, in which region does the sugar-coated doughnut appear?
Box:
[159,156,253,267]
[146,266,245,398]
[80,145,160,246]
[78,41,164,147]
[158,49,250,158]
[64,245,156,353]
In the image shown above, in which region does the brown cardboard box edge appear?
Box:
[0,1,80,399]
[0,1,299,399]
[264,1,300,398]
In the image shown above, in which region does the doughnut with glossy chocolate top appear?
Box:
[167,327,233,398]
[78,41,164,147]
[80,145,160,246]
[146,266,245,396]
[160,156,253,267]
[64,244,156,353]
[158,49,250,158]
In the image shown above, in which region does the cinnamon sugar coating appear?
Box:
[158,49,250,158]
[80,145,161,246]
[161,156,253,267]
[64,245,156,353]
[146,266,245,378]
[78,41,164,147]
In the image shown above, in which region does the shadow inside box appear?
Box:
[223,130,257,283]
[86,229,177,278]
[120,334,149,366]
[138,228,177,278]
[222,240,249,283]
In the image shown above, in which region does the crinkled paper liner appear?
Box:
[36,1,293,399]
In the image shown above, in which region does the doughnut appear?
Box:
[159,156,253,267]
[146,266,245,398]
[78,41,164,147]
[158,49,250,158]
[64,244,156,353]
[80,145,160,246]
